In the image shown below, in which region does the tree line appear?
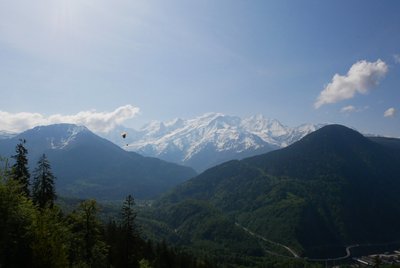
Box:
[0,139,212,268]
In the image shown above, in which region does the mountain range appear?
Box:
[0,124,196,199]
[2,120,400,262]
[103,113,324,172]
[144,125,400,259]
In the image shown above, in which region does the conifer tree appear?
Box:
[11,139,30,196]
[121,194,138,267]
[32,154,56,208]
[122,194,137,235]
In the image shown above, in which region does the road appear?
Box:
[236,222,361,262]
[235,222,300,258]
[305,244,359,262]
[236,222,400,263]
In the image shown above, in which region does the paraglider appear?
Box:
[121,132,128,146]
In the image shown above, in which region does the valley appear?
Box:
[133,124,400,265]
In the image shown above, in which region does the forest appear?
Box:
[0,140,215,268]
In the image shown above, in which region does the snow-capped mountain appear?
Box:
[0,123,195,199]
[21,124,90,152]
[39,124,88,150]
[0,124,92,167]
[104,113,324,171]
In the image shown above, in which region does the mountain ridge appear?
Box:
[147,124,400,258]
[0,124,196,199]
[102,113,324,171]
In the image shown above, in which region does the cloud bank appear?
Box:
[384,107,396,118]
[315,59,388,108]
[0,105,140,133]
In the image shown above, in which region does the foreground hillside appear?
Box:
[145,125,400,258]
[0,124,196,199]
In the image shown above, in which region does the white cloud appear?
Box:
[384,107,396,118]
[394,54,400,64]
[340,105,356,113]
[315,59,388,108]
[0,105,140,133]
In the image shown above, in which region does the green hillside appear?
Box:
[145,125,400,259]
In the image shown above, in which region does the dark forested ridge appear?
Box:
[0,124,196,199]
[368,136,400,151]
[145,125,400,258]
[244,125,400,180]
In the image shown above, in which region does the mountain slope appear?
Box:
[246,124,399,180]
[0,124,196,199]
[0,130,17,140]
[149,125,400,258]
[368,136,400,151]
[105,113,322,172]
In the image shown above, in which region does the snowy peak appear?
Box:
[20,124,90,150]
[141,121,167,137]
[207,114,241,130]
[114,113,323,171]
[48,124,88,149]
[241,115,290,142]
[165,118,184,128]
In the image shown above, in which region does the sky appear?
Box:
[0,0,399,136]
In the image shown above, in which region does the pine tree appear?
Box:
[32,154,56,208]
[122,194,137,235]
[11,139,30,196]
[121,194,138,267]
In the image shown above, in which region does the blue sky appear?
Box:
[0,0,399,136]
